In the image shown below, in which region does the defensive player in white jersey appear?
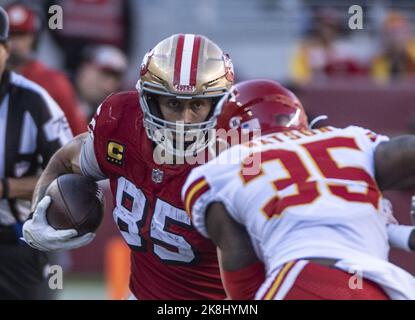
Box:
[182,79,415,300]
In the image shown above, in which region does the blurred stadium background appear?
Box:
[1,0,415,299]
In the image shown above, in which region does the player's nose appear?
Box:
[182,106,195,124]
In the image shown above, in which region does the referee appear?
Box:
[0,7,72,299]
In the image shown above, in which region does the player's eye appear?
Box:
[191,101,205,111]
[167,99,181,110]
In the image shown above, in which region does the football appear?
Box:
[45,174,104,236]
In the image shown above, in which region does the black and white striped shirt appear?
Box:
[0,71,73,225]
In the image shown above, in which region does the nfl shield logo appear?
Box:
[152,168,164,184]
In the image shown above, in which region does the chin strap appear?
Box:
[309,115,328,129]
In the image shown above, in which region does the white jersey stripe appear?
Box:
[19,111,38,154]
[0,96,13,226]
[179,34,195,85]
[0,95,9,178]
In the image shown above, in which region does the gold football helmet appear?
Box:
[136,34,234,157]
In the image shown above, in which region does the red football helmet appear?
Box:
[215,79,308,135]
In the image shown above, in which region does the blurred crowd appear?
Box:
[1,0,129,129]
[291,6,415,85]
[2,1,415,122]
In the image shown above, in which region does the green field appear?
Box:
[57,274,107,300]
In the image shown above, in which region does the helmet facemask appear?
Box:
[139,87,222,158]
[137,34,234,158]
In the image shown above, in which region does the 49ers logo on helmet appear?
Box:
[140,49,154,76]
[224,54,234,82]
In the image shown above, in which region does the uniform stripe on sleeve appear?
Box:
[366,131,378,143]
[184,177,210,217]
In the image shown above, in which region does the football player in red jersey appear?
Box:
[22,34,234,299]
[182,79,415,300]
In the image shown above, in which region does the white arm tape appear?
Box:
[79,133,107,180]
[387,224,415,252]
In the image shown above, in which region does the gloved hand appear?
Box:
[22,196,95,252]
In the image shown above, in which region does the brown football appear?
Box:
[45,174,104,236]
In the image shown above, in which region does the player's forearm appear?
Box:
[31,152,72,210]
[387,224,415,252]
[31,133,86,210]
[206,203,259,271]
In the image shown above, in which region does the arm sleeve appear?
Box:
[347,125,389,151]
[387,224,415,252]
[79,132,107,180]
[83,93,128,180]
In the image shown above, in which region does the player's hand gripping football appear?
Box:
[22,196,95,252]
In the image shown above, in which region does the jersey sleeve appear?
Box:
[84,93,127,179]
[182,146,247,238]
[79,131,106,180]
[346,125,389,151]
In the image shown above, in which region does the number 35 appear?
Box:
[241,137,381,218]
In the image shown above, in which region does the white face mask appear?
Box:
[138,87,223,158]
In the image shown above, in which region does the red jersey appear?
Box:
[21,60,88,135]
[89,91,225,299]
